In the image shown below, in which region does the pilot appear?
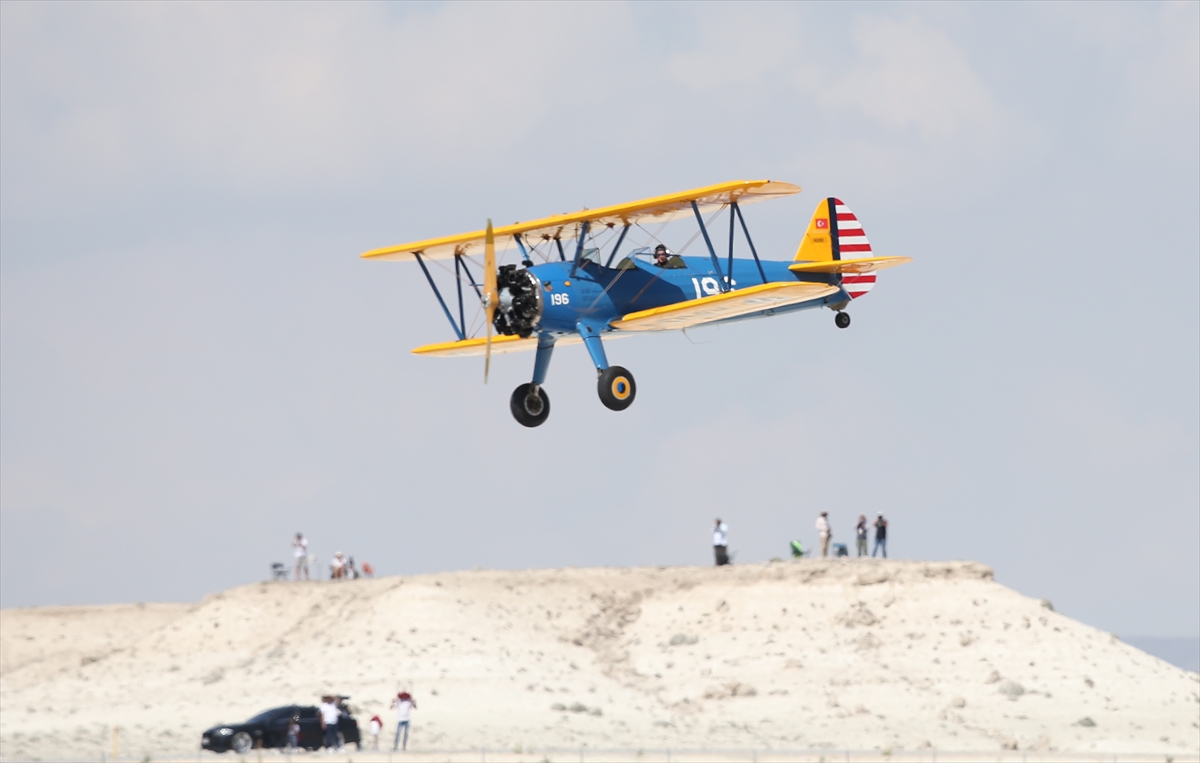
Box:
[653,244,670,268]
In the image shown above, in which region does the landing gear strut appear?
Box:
[835,311,851,329]
[510,383,550,428]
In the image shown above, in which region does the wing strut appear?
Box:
[513,234,531,263]
[569,221,591,278]
[604,223,632,267]
[691,201,728,293]
[415,252,464,341]
[453,254,467,336]
[732,203,768,285]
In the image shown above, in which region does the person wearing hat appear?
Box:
[390,691,417,751]
[816,511,832,557]
[872,513,888,558]
[653,244,670,267]
[367,714,383,750]
[331,552,346,580]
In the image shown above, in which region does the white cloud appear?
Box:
[809,15,1008,145]
[0,2,641,209]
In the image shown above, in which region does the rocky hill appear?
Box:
[1,560,1197,760]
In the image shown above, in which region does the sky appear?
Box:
[1,2,1197,638]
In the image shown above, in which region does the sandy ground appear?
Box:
[1,560,1197,761]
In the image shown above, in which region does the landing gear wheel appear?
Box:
[510,383,550,427]
[835,312,851,329]
[597,366,636,411]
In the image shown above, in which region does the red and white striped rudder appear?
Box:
[831,199,876,299]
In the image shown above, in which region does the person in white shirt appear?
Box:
[331,552,347,580]
[712,518,729,566]
[368,715,382,750]
[390,692,417,751]
[293,533,309,581]
[318,696,341,751]
[816,512,831,557]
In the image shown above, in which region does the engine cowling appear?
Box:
[493,265,543,338]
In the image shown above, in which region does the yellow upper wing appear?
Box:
[362,180,800,262]
[609,281,838,332]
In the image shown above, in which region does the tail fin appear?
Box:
[794,197,873,263]
[794,197,878,299]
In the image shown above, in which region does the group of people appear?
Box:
[282,692,417,753]
[817,511,888,558]
[710,512,889,566]
[365,692,417,752]
[290,532,375,582]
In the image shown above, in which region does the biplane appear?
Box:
[362,180,910,427]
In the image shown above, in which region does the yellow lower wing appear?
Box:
[610,281,838,332]
[413,332,629,357]
[788,256,912,274]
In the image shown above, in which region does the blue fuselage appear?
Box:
[529,255,846,334]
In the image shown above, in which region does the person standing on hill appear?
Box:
[816,512,831,557]
[292,532,309,581]
[855,515,869,557]
[391,691,417,751]
[873,513,888,558]
[712,518,729,566]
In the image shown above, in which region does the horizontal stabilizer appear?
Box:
[788,256,912,274]
[610,281,838,332]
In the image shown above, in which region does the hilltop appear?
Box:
[1,560,1197,759]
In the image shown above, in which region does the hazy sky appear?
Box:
[2,2,1197,637]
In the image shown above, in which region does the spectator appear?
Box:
[368,714,383,750]
[855,515,868,557]
[331,552,346,580]
[712,518,729,566]
[873,513,888,558]
[816,511,831,558]
[319,695,341,751]
[347,557,360,580]
[391,691,417,751]
[293,533,310,581]
[362,562,375,578]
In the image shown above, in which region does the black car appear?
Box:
[201,703,361,754]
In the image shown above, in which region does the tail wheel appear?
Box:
[598,366,636,411]
[835,312,851,329]
[510,383,550,427]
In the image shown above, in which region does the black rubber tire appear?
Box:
[597,366,636,411]
[835,312,851,329]
[231,732,253,755]
[510,383,551,427]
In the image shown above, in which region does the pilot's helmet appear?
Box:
[654,244,667,254]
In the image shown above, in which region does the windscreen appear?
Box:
[246,707,288,725]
